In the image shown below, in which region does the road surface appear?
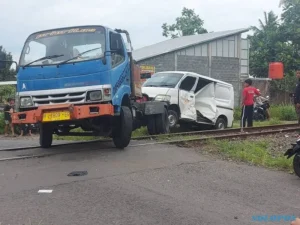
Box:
[0,140,299,225]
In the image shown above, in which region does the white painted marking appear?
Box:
[38,189,53,193]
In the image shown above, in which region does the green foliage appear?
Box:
[162,7,208,39]
[207,139,293,171]
[0,46,16,81]
[279,104,297,120]
[0,85,16,102]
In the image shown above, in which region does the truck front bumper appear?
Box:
[12,103,114,124]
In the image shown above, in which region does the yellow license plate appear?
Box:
[42,111,70,122]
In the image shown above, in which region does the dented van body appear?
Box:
[142,71,234,129]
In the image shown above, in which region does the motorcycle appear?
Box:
[284,136,300,178]
[253,96,270,121]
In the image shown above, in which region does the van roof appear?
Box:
[155,71,233,87]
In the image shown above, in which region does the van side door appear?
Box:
[194,77,217,123]
[178,75,197,121]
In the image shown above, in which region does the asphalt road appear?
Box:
[0,140,300,225]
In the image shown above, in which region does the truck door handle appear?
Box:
[190,96,194,98]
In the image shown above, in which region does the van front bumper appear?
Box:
[11,103,114,124]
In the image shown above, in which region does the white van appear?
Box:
[142,71,234,129]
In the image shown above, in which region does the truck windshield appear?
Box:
[143,73,184,88]
[19,26,106,66]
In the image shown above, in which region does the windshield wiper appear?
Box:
[58,47,101,65]
[160,84,173,87]
[144,85,158,87]
[23,54,64,68]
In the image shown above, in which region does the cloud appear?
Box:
[0,0,283,62]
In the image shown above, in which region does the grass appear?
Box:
[203,139,293,172]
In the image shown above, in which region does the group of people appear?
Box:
[3,98,32,137]
[241,69,300,128]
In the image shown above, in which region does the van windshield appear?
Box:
[143,73,184,88]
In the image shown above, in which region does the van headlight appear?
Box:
[20,97,33,107]
[154,95,171,102]
[87,90,102,101]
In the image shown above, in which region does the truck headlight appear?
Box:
[87,90,102,101]
[154,95,171,102]
[20,97,33,107]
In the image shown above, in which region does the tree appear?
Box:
[281,0,300,46]
[249,11,282,77]
[0,46,15,81]
[162,7,208,39]
[249,6,300,93]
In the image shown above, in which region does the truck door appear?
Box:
[178,75,197,121]
[194,78,217,122]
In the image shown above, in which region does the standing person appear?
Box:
[241,79,261,128]
[293,69,300,124]
[3,98,15,137]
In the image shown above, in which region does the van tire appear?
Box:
[112,106,132,149]
[155,108,170,134]
[214,118,226,130]
[39,123,53,148]
[168,110,178,128]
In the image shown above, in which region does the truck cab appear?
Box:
[12,26,169,148]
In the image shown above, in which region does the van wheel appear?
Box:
[215,118,226,130]
[39,123,53,148]
[168,110,178,128]
[112,106,133,149]
[155,108,170,134]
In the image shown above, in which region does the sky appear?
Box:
[0,0,283,63]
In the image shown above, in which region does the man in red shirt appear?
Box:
[241,79,260,128]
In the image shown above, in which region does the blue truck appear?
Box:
[9,25,169,148]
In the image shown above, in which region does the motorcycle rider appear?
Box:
[254,89,270,120]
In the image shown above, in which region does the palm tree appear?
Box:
[251,11,279,34]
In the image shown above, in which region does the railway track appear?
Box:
[0,123,299,162]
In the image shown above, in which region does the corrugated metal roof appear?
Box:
[133,28,250,61]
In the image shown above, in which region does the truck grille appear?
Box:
[32,92,86,106]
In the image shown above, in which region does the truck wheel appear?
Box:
[112,106,133,149]
[214,118,226,130]
[168,110,178,128]
[39,123,53,148]
[147,115,156,135]
[155,108,170,134]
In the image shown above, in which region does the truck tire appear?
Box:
[155,108,170,134]
[112,106,133,149]
[168,110,178,128]
[39,123,53,148]
[147,115,156,135]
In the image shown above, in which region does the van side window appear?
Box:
[195,78,213,93]
[179,76,197,91]
[109,32,125,68]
